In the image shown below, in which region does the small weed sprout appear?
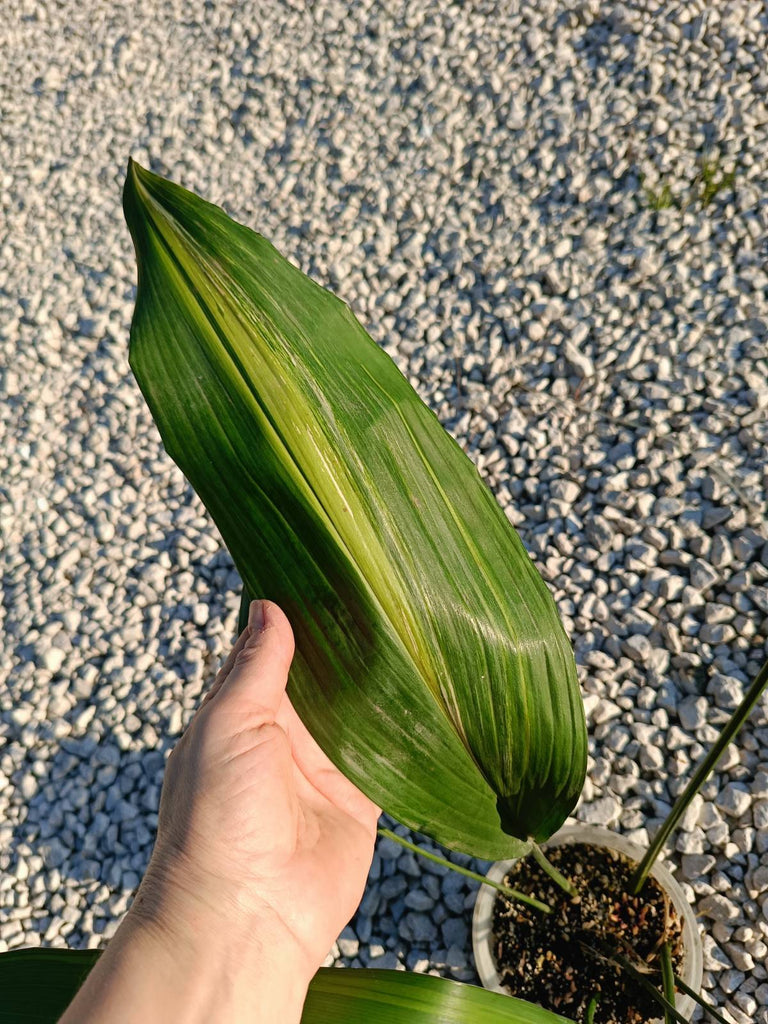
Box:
[639,152,737,212]
[697,156,737,207]
[644,181,675,211]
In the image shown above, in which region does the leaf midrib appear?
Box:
[132,173,459,721]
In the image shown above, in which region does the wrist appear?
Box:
[131,849,317,983]
[60,871,310,1024]
[127,861,314,1012]
[123,907,310,1024]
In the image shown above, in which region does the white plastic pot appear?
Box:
[472,824,703,1022]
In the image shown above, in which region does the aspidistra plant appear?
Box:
[122,160,587,860]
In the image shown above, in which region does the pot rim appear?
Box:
[472,823,704,1022]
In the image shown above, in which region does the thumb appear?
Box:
[217,599,296,722]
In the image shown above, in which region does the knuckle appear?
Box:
[233,641,264,669]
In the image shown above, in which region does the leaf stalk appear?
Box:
[531,843,579,898]
[673,973,731,1024]
[660,943,676,1024]
[377,828,551,914]
[630,656,768,893]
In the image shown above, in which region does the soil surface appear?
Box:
[491,842,684,1023]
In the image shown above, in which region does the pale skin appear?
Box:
[60,599,380,1024]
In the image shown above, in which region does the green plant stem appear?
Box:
[377,828,551,914]
[660,944,675,1024]
[580,943,690,1024]
[674,974,731,1024]
[630,655,768,894]
[531,843,578,897]
[585,994,599,1024]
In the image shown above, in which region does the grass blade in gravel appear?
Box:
[631,655,768,892]
[122,160,587,857]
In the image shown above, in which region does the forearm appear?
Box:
[58,600,377,1023]
[58,905,309,1024]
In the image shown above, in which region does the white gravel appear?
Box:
[1,1,767,1020]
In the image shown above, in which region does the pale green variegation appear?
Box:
[123,160,586,858]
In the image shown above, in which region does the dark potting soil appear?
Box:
[491,842,684,1024]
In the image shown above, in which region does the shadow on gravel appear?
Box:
[6,719,175,947]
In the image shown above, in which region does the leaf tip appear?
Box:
[124,156,142,194]
[123,157,143,221]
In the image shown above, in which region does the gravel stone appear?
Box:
[726,946,755,972]
[579,796,621,827]
[678,697,708,731]
[698,894,740,922]
[369,951,400,970]
[550,480,580,505]
[3,7,768,1018]
[622,635,652,664]
[716,785,753,819]
[720,970,746,996]
[441,917,469,950]
[337,926,359,958]
[689,561,720,591]
[380,876,408,900]
[403,889,435,912]
[708,674,745,710]
[681,855,716,882]
[191,603,209,627]
[402,913,437,945]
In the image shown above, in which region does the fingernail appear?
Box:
[248,599,266,632]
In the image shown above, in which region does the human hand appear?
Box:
[60,599,379,1024]
[132,598,380,989]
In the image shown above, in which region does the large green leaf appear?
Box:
[303,968,571,1023]
[0,948,98,1023]
[0,950,570,1024]
[123,160,586,857]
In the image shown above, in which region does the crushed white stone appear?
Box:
[1,1,767,1017]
